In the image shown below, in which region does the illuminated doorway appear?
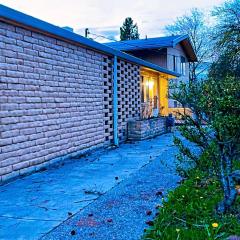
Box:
[141,75,159,118]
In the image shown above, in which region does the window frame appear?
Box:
[180,56,186,75]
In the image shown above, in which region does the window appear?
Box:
[141,76,156,103]
[173,55,177,72]
[180,56,186,75]
[141,75,159,119]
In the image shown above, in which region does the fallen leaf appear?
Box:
[146,220,154,226]
[146,210,152,216]
[156,191,163,196]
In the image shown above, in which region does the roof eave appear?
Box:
[172,35,198,62]
[180,39,198,62]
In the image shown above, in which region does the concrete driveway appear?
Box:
[0,133,180,240]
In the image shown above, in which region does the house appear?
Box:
[0,5,196,184]
[105,36,197,116]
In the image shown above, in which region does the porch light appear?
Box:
[146,80,154,89]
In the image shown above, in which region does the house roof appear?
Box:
[0,4,180,77]
[105,35,198,62]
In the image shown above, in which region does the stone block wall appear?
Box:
[0,20,141,183]
[128,117,166,141]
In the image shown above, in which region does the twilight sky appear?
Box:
[1,0,224,41]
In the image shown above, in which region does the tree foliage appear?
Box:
[120,17,140,41]
[172,0,240,213]
[210,0,240,79]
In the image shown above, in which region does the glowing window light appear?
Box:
[146,80,154,89]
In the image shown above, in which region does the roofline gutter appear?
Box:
[172,34,189,46]
[0,4,179,77]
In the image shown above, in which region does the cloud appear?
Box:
[2,0,225,41]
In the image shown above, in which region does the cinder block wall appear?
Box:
[0,20,140,183]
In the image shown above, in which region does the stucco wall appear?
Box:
[0,21,140,183]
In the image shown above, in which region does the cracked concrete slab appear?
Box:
[0,133,176,240]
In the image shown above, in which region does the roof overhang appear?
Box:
[141,66,177,79]
[0,4,179,77]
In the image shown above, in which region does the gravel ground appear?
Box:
[41,144,181,240]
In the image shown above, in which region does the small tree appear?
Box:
[120,17,140,41]
[172,0,240,213]
[173,75,240,213]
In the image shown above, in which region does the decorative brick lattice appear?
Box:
[117,60,141,141]
[102,56,114,145]
[102,59,141,143]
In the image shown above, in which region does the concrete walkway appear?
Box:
[0,133,180,240]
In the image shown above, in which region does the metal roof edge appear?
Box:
[0,4,179,77]
[172,34,189,46]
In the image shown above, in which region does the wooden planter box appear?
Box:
[128,117,167,141]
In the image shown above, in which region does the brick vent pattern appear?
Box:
[102,56,113,145]
[117,60,141,141]
[102,58,141,144]
[0,21,141,183]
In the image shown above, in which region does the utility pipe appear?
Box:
[113,55,119,146]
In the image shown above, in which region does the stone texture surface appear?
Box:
[128,117,166,140]
[0,20,140,182]
[42,135,180,240]
[0,133,178,240]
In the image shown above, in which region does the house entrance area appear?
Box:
[140,67,169,119]
[127,67,173,141]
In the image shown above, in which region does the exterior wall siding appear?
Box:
[129,50,167,69]
[0,21,140,183]
[167,44,190,109]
